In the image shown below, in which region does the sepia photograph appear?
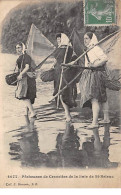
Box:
[0,0,121,188]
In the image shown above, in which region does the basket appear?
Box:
[5,72,19,86]
[40,69,55,82]
[105,79,121,91]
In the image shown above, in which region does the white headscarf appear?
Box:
[21,42,26,54]
[88,33,98,47]
[59,33,72,47]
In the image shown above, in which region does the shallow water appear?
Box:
[1,53,121,169]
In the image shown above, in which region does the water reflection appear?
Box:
[82,124,118,168]
[9,116,47,167]
[8,119,118,168]
[46,123,84,168]
[54,123,87,168]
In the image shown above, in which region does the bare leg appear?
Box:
[25,107,29,116]
[24,114,30,126]
[23,99,35,117]
[60,95,71,122]
[91,98,100,125]
[102,100,110,122]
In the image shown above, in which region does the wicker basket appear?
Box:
[5,72,19,86]
[40,69,55,82]
[105,79,121,91]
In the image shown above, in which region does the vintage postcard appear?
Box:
[0,0,121,188]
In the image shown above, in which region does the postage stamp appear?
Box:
[84,0,116,26]
[1,0,121,189]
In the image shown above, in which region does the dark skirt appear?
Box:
[53,62,78,108]
[79,69,107,108]
[53,46,79,108]
[26,76,36,104]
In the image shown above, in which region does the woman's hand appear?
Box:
[17,73,23,80]
[69,61,75,65]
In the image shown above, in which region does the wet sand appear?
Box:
[1,53,121,169]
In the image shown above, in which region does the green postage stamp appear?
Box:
[84,0,116,26]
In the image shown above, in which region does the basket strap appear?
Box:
[13,64,17,73]
[13,54,25,73]
[85,52,90,63]
[20,54,25,72]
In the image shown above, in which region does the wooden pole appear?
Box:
[49,69,83,102]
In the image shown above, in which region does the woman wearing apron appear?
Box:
[15,42,36,118]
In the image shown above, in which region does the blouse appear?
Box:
[85,46,107,67]
[16,53,31,71]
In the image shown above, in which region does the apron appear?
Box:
[15,54,28,99]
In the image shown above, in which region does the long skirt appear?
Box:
[53,63,79,108]
[79,69,107,108]
[15,76,36,104]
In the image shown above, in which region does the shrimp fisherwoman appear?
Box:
[79,32,110,129]
[15,42,36,118]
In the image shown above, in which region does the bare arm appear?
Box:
[89,58,107,67]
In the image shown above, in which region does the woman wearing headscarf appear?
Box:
[15,42,36,118]
[53,33,78,122]
[79,32,110,128]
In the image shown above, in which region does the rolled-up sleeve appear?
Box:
[94,46,108,61]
